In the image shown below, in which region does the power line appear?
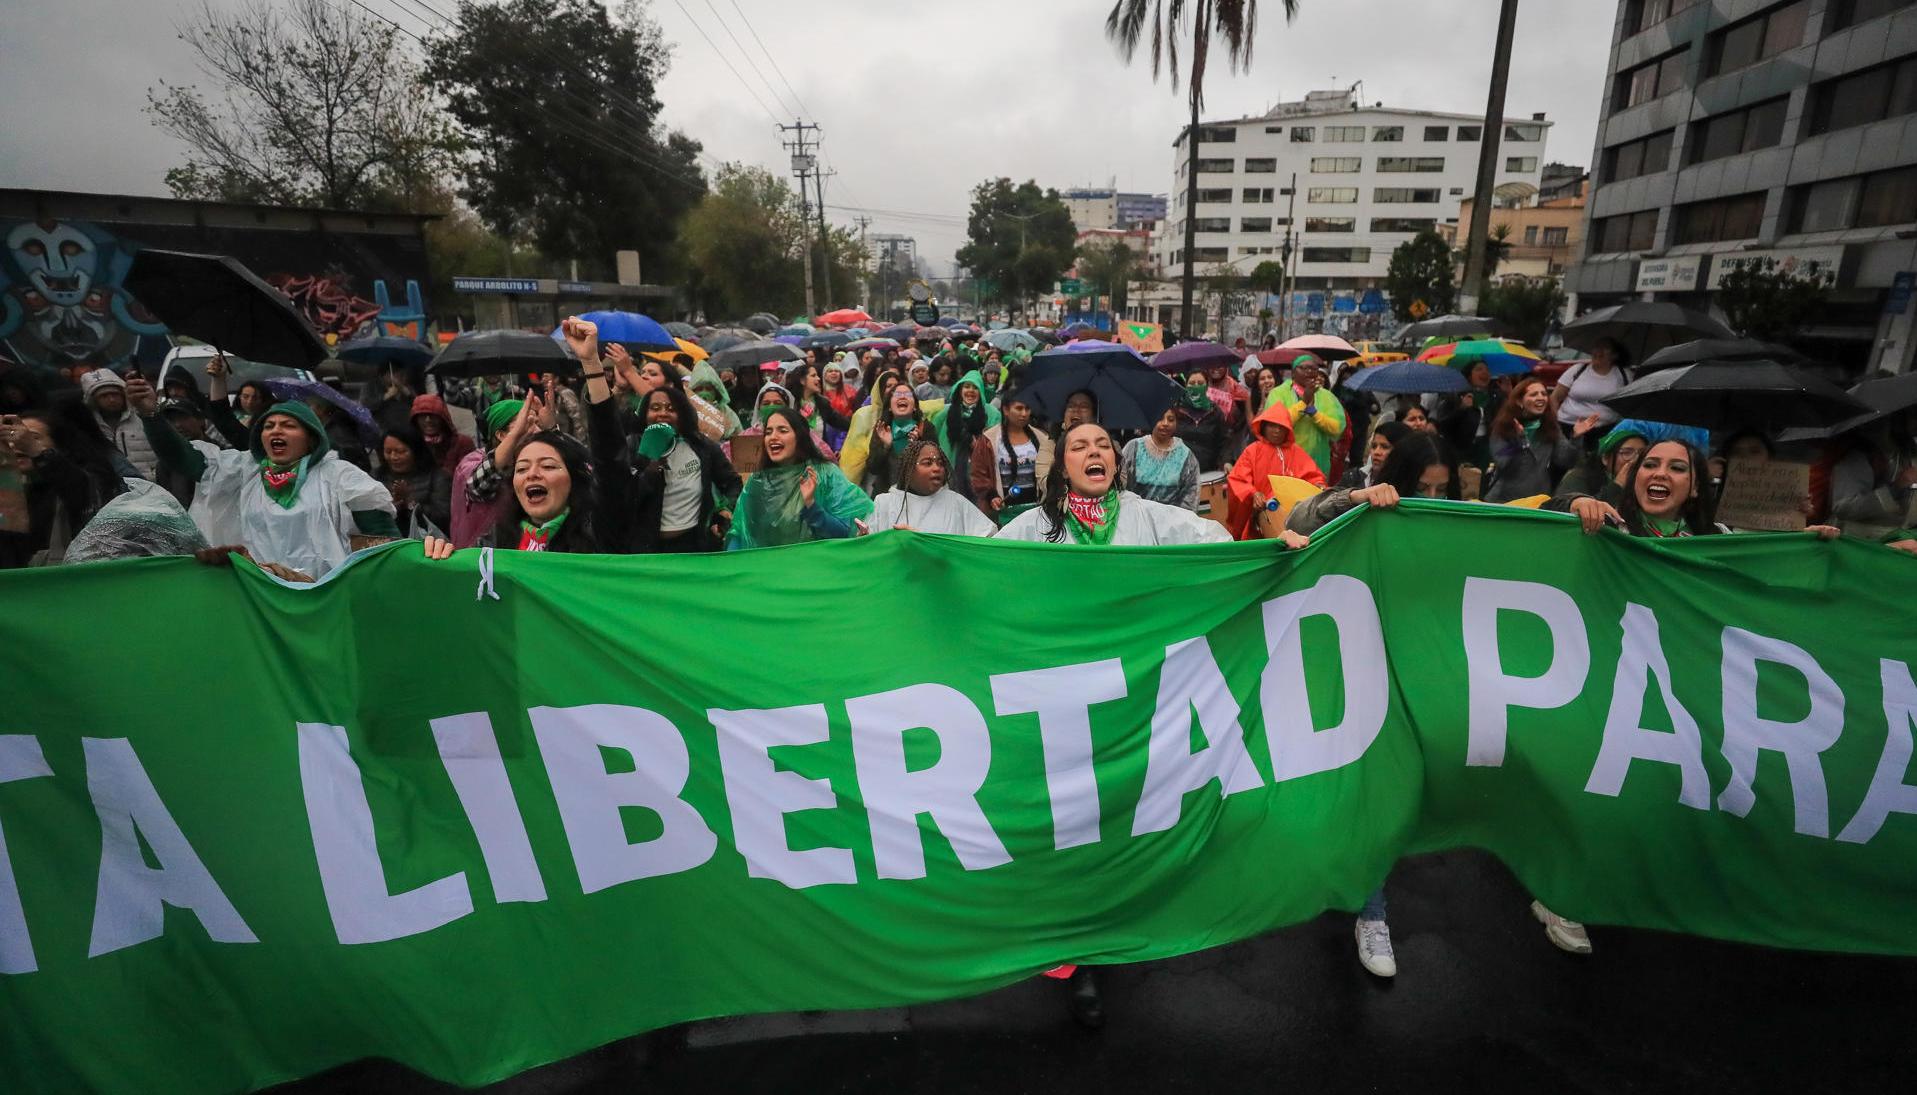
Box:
[722,0,814,121]
[668,0,784,126]
[699,0,799,118]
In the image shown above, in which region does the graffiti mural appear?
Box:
[266,269,383,343]
[0,219,169,370]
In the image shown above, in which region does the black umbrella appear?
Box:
[122,248,328,368]
[429,330,579,378]
[742,315,777,335]
[1777,373,1917,442]
[873,324,917,342]
[710,340,803,373]
[664,321,699,340]
[1396,314,1504,344]
[799,331,851,351]
[1638,338,1808,372]
[1601,359,1869,433]
[703,332,756,353]
[1561,302,1736,366]
[1013,342,1177,432]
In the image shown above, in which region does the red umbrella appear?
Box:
[816,308,873,327]
[1254,347,1314,367]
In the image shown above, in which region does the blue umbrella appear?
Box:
[800,331,852,351]
[337,335,435,371]
[260,376,381,444]
[1345,361,1471,395]
[550,311,676,354]
[1014,341,1175,431]
[776,324,815,338]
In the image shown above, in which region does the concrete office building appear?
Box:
[1565,0,1917,374]
[1160,87,1552,289]
[1061,188,1169,232]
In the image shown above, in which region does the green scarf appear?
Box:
[517,510,570,551]
[1522,418,1541,444]
[258,457,311,510]
[1064,490,1121,546]
[1181,381,1212,415]
[889,416,917,458]
[1640,513,1687,538]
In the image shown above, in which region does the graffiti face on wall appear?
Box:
[0,219,166,369]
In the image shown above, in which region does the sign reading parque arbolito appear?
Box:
[2,504,1915,1094]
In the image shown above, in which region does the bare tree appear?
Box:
[147,0,458,211]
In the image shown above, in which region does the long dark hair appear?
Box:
[1037,422,1112,543]
[1619,439,1717,536]
[1490,376,1560,443]
[760,405,828,467]
[785,362,823,401]
[21,393,126,511]
[998,396,1044,491]
[1376,432,1461,500]
[640,382,701,443]
[490,429,600,553]
[378,425,434,480]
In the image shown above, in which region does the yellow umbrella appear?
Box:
[646,337,707,364]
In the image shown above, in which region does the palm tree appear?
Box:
[1105,0,1299,336]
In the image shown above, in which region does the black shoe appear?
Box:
[1068,968,1104,1030]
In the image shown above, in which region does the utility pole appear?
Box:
[779,119,823,317]
[1461,0,1521,314]
[814,163,835,308]
[853,215,872,310]
[1278,173,1298,338]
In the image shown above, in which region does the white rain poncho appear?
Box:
[187,442,393,579]
[996,489,1232,546]
[867,487,997,537]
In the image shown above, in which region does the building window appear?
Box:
[1194,217,1232,232]
[1304,217,1356,232]
[1541,226,1569,245]
[1594,209,1660,252]
[1505,156,1539,172]
[1192,247,1230,263]
[1370,217,1438,233]
[1274,217,1291,227]
[1628,0,1704,35]
[1279,187,1294,195]
[1245,158,1278,173]
[1672,191,1768,243]
[1301,247,1372,263]
[1265,125,1284,133]
[1807,56,1917,136]
[1196,188,1233,202]
[1827,0,1916,32]
[1310,156,1362,172]
[1290,127,1316,142]
[1524,225,1540,244]
[1788,164,1917,231]
[1708,1,1809,77]
[1687,96,1789,164]
[1424,125,1450,141]
[1504,123,1546,141]
[1372,126,1404,141]
[1198,126,1238,142]
[1306,187,1359,203]
[1449,187,1464,195]
[1324,125,1367,142]
[1241,187,1276,202]
[1240,217,1274,232]
[1604,129,1675,181]
[1196,158,1235,173]
[1457,125,1482,140]
[1374,187,1443,203]
[1377,156,1446,172]
[1614,48,1688,109]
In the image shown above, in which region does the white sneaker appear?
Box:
[1531,901,1592,955]
[1355,917,1397,978]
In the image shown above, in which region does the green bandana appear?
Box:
[517,510,570,552]
[1641,513,1686,538]
[889,416,917,457]
[1522,418,1541,444]
[1182,381,1212,414]
[1064,490,1121,546]
[258,457,311,510]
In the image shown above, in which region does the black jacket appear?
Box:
[621,432,743,552]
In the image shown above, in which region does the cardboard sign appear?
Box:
[1117,321,1164,355]
[729,433,763,476]
[1715,460,1809,532]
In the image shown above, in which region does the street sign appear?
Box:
[1059,278,1083,295]
[452,277,539,294]
[906,279,933,303]
[976,278,999,297]
[910,301,939,325]
[556,280,593,294]
[1408,298,1430,319]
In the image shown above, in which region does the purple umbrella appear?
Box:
[1150,340,1241,374]
[261,376,380,445]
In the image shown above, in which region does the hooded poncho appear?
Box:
[725,461,873,550]
[1226,401,1326,540]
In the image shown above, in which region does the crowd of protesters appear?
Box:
[4,310,1915,1014]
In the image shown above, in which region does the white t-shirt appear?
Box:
[1556,362,1627,428]
[659,441,703,533]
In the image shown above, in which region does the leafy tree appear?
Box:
[1247,260,1287,296]
[1076,240,1142,318]
[1105,0,1301,332]
[679,164,864,320]
[1456,223,1513,283]
[1716,258,1834,344]
[955,179,1077,312]
[423,201,551,319]
[424,0,705,279]
[1480,277,1566,346]
[146,0,460,211]
[1386,230,1458,322]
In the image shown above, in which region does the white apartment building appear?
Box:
[1160,88,1553,288]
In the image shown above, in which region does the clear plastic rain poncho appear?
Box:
[64,479,210,564]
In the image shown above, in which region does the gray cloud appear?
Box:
[0,0,1613,276]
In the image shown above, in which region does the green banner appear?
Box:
[3,502,1914,1093]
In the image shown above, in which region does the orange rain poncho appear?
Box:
[1226,401,1326,539]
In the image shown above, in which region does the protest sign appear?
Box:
[1716,460,1809,531]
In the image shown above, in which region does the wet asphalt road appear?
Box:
[277,850,1916,1094]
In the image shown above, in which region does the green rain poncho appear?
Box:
[688,361,742,439]
[725,460,873,550]
[929,369,1001,464]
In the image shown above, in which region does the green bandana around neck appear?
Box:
[1522,418,1541,443]
[1064,489,1121,546]
[518,509,570,551]
[258,456,311,510]
[1641,512,1686,538]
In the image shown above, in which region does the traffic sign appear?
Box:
[910,301,939,325]
[1059,278,1083,295]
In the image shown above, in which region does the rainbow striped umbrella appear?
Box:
[1415,338,1540,376]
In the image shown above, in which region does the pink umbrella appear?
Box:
[1278,334,1360,360]
[816,308,873,327]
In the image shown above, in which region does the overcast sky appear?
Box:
[0,0,1617,274]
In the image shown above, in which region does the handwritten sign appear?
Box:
[1715,459,1809,532]
[729,433,763,476]
[1117,321,1163,354]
